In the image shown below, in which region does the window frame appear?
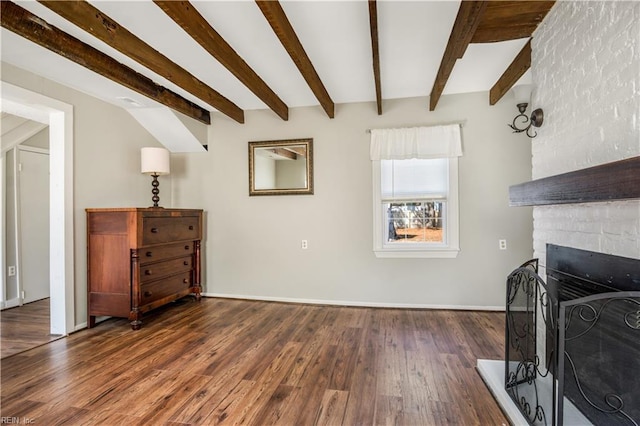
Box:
[372,158,460,258]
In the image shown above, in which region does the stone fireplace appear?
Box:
[478,2,639,424]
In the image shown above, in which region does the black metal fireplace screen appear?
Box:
[505,245,640,425]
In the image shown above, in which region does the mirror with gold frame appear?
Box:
[248,138,314,196]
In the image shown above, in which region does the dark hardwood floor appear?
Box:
[1,297,508,425]
[1,298,62,359]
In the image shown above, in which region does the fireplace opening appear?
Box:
[505,244,640,425]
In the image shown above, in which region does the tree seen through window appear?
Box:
[387,201,443,243]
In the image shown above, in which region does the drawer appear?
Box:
[139,272,192,306]
[139,242,194,265]
[142,216,200,245]
[139,256,192,283]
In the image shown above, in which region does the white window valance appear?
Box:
[369,124,462,160]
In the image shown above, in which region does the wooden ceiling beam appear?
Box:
[39,0,244,123]
[283,146,307,157]
[255,0,335,119]
[429,1,488,111]
[270,148,297,160]
[489,40,531,105]
[368,0,382,115]
[472,1,555,43]
[0,1,211,125]
[154,1,289,121]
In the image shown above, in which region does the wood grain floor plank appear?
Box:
[279,324,330,388]
[174,334,301,423]
[172,353,266,423]
[204,341,302,425]
[71,409,141,426]
[134,374,217,425]
[326,326,362,391]
[0,299,62,359]
[375,394,404,426]
[342,309,381,426]
[403,349,442,423]
[247,383,298,425]
[0,298,508,425]
[378,329,407,398]
[279,340,340,425]
[266,335,339,425]
[314,389,349,426]
[203,379,257,425]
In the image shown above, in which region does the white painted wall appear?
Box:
[172,91,534,309]
[254,155,276,190]
[276,157,307,189]
[21,127,49,149]
[531,1,640,268]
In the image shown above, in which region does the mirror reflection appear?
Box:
[249,138,313,196]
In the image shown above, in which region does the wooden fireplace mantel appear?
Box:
[509,156,640,206]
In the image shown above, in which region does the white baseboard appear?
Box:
[74,315,111,331]
[202,292,504,311]
[1,297,20,310]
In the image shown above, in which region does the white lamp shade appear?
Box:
[512,84,532,105]
[141,147,170,175]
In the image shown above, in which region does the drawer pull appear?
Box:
[183,261,189,266]
[145,270,152,275]
[151,228,159,233]
[146,251,153,257]
[184,245,190,250]
[188,225,194,230]
[183,278,189,284]
[144,291,152,297]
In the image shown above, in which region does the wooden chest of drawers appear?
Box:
[86,208,203,330]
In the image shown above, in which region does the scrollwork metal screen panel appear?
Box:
[558,292,640,425]
[505,260,557,426]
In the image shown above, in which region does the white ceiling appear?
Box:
[1,0,531,120]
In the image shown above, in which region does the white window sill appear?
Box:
[374,248,460,259]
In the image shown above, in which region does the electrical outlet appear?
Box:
[499,239,507,250]
[8,266,16,276]
[301,240,308,250]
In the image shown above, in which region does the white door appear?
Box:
[18,148,50,304]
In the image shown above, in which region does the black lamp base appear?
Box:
[150,174,162,208]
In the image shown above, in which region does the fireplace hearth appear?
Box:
[504,245,640,425]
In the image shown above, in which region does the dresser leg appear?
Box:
[194,240,202,302]
[129,309,142,330]
[88,316,96,328]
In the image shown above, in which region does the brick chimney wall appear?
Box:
[530,1,640,266]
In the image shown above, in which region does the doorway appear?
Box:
[1,82,74,336]
[19,145,51,304]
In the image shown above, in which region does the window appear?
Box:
[370,125,461,258]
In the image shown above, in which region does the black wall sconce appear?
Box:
[508,85,544,138]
